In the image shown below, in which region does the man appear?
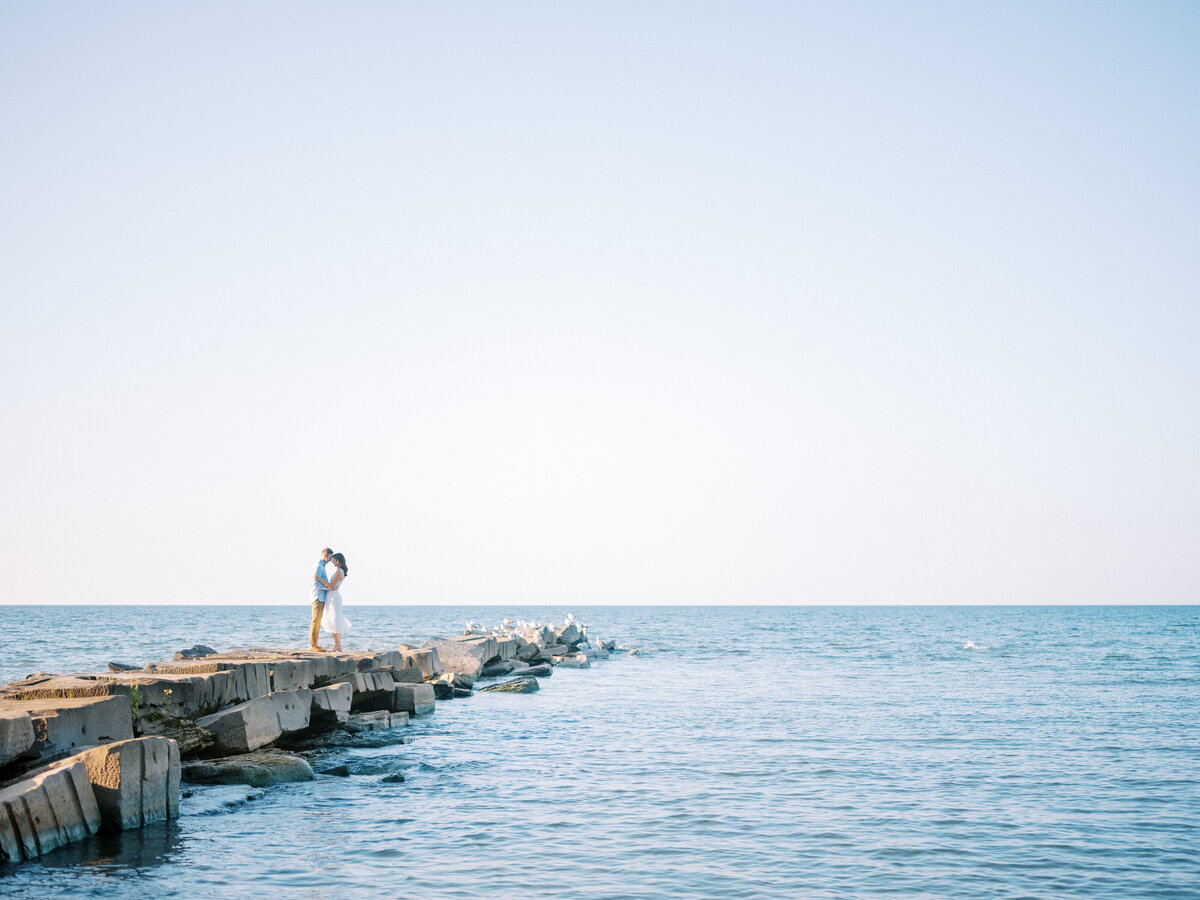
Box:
[309,547,336,651]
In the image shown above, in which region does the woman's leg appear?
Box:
[333,632,342,651]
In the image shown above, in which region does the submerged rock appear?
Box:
[511,664,551,677]
[181,751,314,787]
[451,687,473,698]
[478,676,540,694]
[555,653,590,669]
[173,645,218,660]
[380,772,405,783]
[318,765,350,777]
[181,785,265,816]
[481,661,517,677]
[344,710,406,733]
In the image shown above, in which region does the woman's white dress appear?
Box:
[321,572,351,634]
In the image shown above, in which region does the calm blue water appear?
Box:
[2,605,1198,898]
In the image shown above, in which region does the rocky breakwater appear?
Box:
[0,615,625,866]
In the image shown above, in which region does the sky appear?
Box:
[1,2,1197,606]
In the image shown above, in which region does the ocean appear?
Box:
[2,605,1198,898]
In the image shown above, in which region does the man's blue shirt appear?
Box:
[311,559,329,603]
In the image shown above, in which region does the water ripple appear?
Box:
[1,605,1198,898]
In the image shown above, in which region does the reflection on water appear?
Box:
[6,820,183,879]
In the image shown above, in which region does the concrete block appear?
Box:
[0,696,134,760]
[419,637,495,677]
[342,652,377,672]
[514,625,552,647]
[479,675,540,694]
[270,659,315,692]
[461,634,499,663]
[555,652,591,669]
[401,648,443,679]
[512,664,552,677]
[389,666,425,684]
[78,736,180,830]
[110,672,234,719]
[372,650,404,669]
[390,683,435,716]
[344,711,408,733]
[0,711,35,768]
[328,655,361,678]
[182,751,313,787]
[196,698,279,754]
[494,638,519,661]
[0,757,101,862]
[272,689,312,733]
[311,683,353,715]
[554,622,581,646]
[0,674,120,702]
[309,684,353,730]
[330,671,395,712]
[195,690,311,754]
[149,660,273,703]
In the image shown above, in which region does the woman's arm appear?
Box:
[329,570,344,589]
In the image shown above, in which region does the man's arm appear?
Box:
[313,568,335,590]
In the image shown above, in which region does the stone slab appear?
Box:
[195,690,312,754]
[270,659,315,692]
[401,648,443,680]
[344,711,408,733]
[388,666,426,684]
[371,651,404,669]
[479,675,540,694]
[0,674,121,701]
[554,622,581,645]
[0,757,101,862]
[144,659,272,704]
[78,736,180,830]
[311,683,353,714]
[329,671,396,712]
[0,696,134,760]
[182,751,314,787]
[418,637,496,677]
[511,665,552,677]
[0,711,35,768]
[555,653,591,669]
[308,684,353,730]
[389,683,436,716]
[110,672,235,719]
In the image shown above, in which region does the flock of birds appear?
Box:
[463,612,586,641]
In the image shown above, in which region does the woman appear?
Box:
[320,552,351,651]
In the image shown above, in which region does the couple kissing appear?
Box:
[309,547,351,652]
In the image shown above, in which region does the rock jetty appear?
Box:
[0,616,625,866]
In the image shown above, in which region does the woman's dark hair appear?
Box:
[332,552,348,576]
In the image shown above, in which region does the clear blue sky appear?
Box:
[2,2,1197,605]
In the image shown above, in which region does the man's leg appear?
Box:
[309,600,324,648]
